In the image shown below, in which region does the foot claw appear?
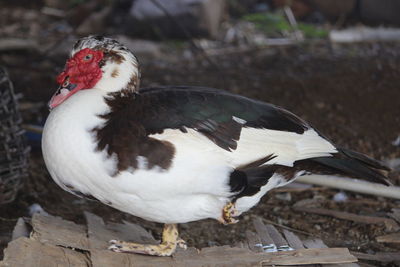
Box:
[107,224,184,256]
[177,238,187,250]
[220,202,239,225]
[108,244,123,252]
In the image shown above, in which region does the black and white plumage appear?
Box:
[42,36,390,246]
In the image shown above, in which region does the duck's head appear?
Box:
[49,36,140,109]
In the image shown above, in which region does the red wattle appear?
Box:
[56,48,103,90]
[50,48,104,109]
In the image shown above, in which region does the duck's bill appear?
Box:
[48,80,80,109]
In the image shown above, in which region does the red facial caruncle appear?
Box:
[49,48,104,109]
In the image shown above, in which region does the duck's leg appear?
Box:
[219,202,240,225]
[108,224,183,256]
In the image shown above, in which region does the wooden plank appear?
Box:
[0,237,90,267]
[11,218,29,240]
[173,247,200,261]
[89,249,175,267]
[324,264,360,267]
[84,211,157,250]
[1,213,361,267]
[84,217,358,267]
[282,229,305,249]
[253,217,275,246]
[178,246,267,266]
[376,232,400,243]
[352,251,400,262]
[0,239,358,267]
[178,247,357,266]
[85,211,113,250]
[84,212,176,267]
[303,239,328,249]
[294,207,400,231]
[265,224,289,248]
[302,239,360,267]
[107,220,157,244]
[259,248,357,265]
[30,213,89,250]
[233,241,249,249]
[245,230,263,252]
[357,263,376,267]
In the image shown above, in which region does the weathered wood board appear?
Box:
[0,213,359,267]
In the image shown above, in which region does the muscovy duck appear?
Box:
[42,36,390,256]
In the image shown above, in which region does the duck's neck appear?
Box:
[94,53,140,94]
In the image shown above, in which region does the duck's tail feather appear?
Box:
[310,148,391,186]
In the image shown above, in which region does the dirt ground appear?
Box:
[1,41,400,265]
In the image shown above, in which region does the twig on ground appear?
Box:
[283,6,304,42]
[0,217,18,222]
[297,175,400,200]
[293,206,400,231]
[0,38,39,52]
[376,232,400,243]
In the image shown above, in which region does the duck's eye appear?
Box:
[83,54,93,61]
[62,76,70,87]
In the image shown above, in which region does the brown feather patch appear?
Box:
[127,73,139,91]
[92,92,175,175]
[103,50,125,64]
[111,68,119,78]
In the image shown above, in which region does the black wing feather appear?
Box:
[137,86,309,151]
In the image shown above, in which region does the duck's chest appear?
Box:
[42,91,114,196]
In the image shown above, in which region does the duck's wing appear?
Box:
[137,86,309,151]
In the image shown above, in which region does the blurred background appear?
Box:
[0,0,399,264]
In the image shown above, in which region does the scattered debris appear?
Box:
[333,191,348,202]
[388,208,400,223]
[386,158,400,171]
[391,136,400,147]
[293,196,324,209]
[28,204,49,217]
[275,192,292,201]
